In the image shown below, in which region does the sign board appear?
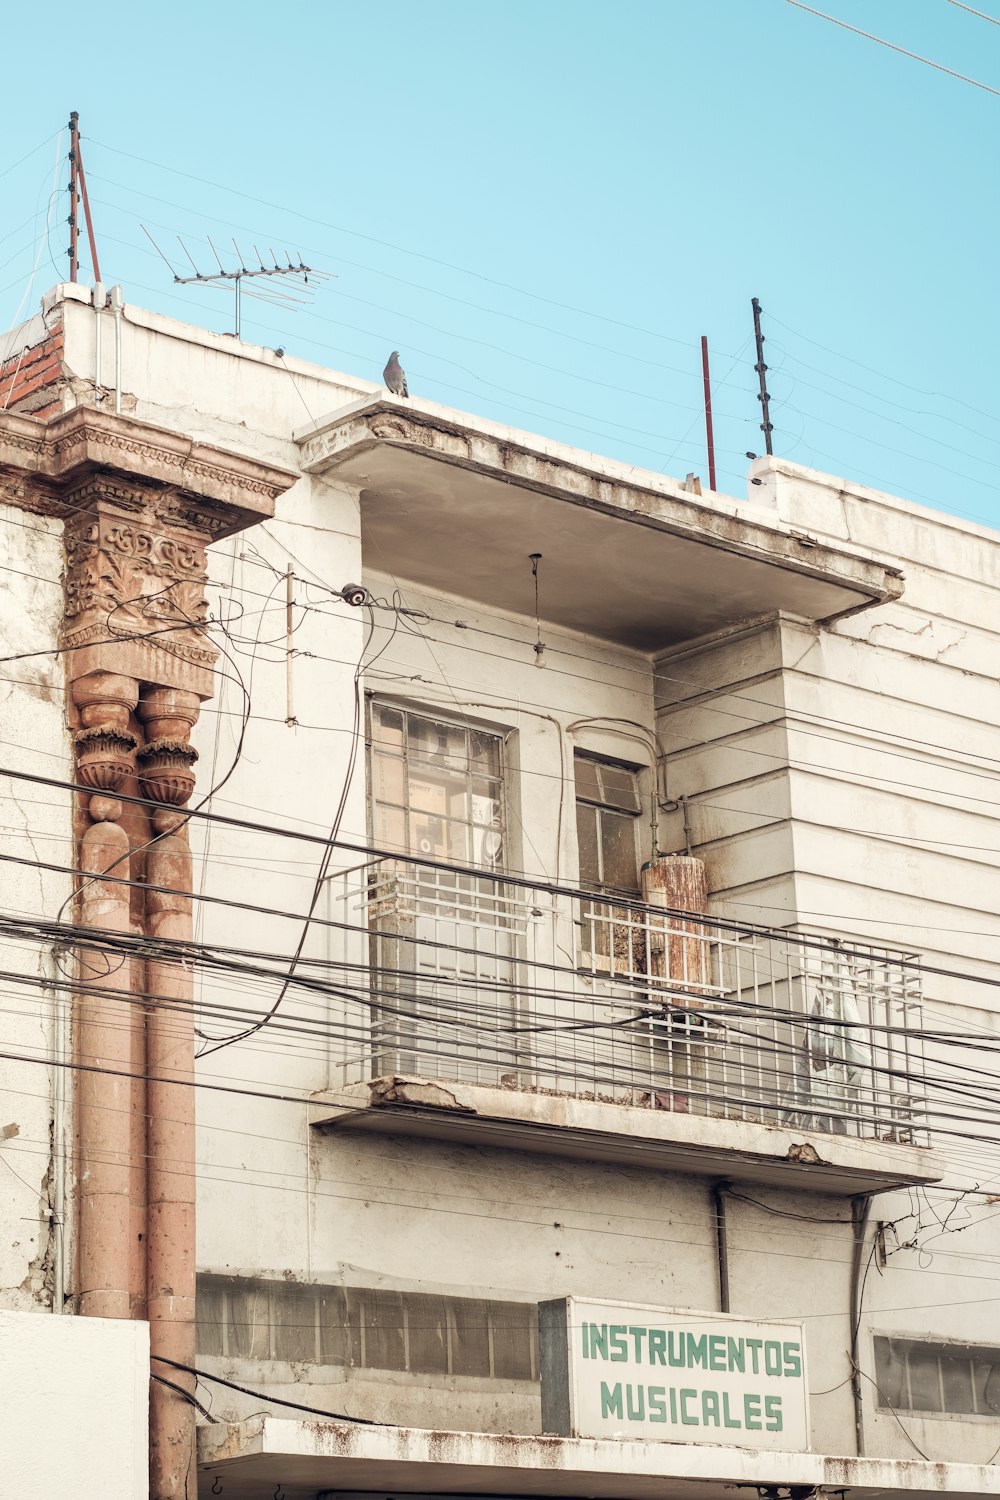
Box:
[539,1297,809,1451]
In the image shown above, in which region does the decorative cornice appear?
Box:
[0,405,297,536]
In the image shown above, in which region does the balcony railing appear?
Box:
[326,857,927,1144]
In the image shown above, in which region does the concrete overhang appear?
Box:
[296,397,904,651]
[309,1077,942,1196]
[198,1416,1000,1500]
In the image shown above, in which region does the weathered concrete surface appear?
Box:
[198,1415,1000,1500]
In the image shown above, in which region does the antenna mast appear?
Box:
[66,111,102,283]
[68,112,80,282]
[144,232,331,339]
[751,297,774,456]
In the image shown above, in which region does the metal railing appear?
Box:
[326,857,927,1143]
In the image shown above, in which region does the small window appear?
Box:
[874,1336,1000,1417]
[574,753,642,897]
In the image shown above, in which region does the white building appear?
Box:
[1,283,999,1499]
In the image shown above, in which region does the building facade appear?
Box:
[1,284,999,1499]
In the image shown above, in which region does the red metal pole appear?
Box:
[700,336,717,492]
[76,140,102,283]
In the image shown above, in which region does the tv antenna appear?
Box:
[142,229,332,338]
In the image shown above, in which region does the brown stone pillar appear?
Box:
[138,687,200,1500]
[72,671,140,1320]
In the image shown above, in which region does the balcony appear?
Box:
[311,858,941,1193]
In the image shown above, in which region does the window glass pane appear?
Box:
[374,803,406,851]
[409,716,466,766]
[491,1303,533,1381]
[373,750,405,806]
[319,1286,361,1367]
[410,810,448,859]
[405,1293,449,1374]
[941,1355,976,1414]
[273,1284,316,1362]
[196,1281,225,1357]
[408,771,451,815]
[373,706,404,747]
[227,1285,271,1360]
[574,756,601,803]
[450,1301,491,1377]
[974,1361,1000,1415]
[576,803,601,886]
[360,1288,405,1371]
[470,730,501,777]
[874,1337,905,1409]
[601,810,639,893]
[908,1348,943,1412]
[599,762,641,812]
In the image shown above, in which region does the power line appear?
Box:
[946,0,1000,26]
[785,1,1000,97]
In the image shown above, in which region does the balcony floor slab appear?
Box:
[309,1076,942,1195]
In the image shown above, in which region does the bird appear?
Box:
[383,351,409,398]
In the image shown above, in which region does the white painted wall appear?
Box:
[0,503,71,1311]
[0,1310,148,1496]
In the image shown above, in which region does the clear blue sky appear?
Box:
[2,0,998,526]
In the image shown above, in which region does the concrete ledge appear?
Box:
[309,1076,942,1195]
[294,396,904,651]
[198,1416,1000,1500]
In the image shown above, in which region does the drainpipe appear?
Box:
[713,1181,731,1313]
[849,1193,873,1456]
[109,284,124,414]
[139,687,201,1500]
[93,282,106,401]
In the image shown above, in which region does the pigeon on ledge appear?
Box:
[383,351,409,398]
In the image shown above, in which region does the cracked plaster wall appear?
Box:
[0,502,71,1310]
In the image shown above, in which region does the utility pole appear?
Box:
[751,296,773,456]
[68,112,80,283]
[700,336,717,491]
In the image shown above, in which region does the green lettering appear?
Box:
[680,1388,699,1425]
[765,1394,783,1433]
[609,1326,628,1362]
[669,1387,678,1423]
[746,1337,763,1374]
[601,1382,623,1419]
[783,1341,802,1379]
[764,1340,782,1377]
[590,1324,609,1360]
[648,1328,667,1366]
[727,1337,745,1373]
[722,1391,742,1429]
[709,1334,727,1372]
[702,1389,721,1426]
[582,1323,589,1359]
[629,1326,647,1362]
[744,1393,762,1431]
[686,1333,709,1368]
[625,1384,645,1422]
[667,1331,686,1367]
[649,1386,667,1423]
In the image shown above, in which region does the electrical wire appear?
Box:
[784,1,1000,97]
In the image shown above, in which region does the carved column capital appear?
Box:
[71,672,139,824]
